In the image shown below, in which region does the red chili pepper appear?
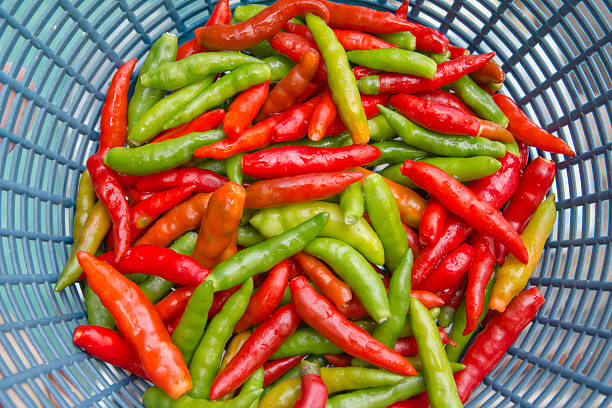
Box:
[271,96,321,142]
[166,313,182,336]
[154,286,195,323]
[193,114,284,159]
[417,243,474,292]
[176,38,206,61]
[245,171,364,209]
[454,287,545,402]
[209,304,302,400]
[341,288,444,319]
[269,32,327,82]
[234,260,290,332]
[263,355,305,387]
[125,188,155,206]
[294,252,352,310]
[135,168,228,194]
[176,0,232,59]
[394,327,454,356]
[325,353,352,367]
[297,82,322,102]
[448,45,469,59]
[419,198,448,247]
[495,157,556,264]
[285,21,397,50]
[196,0,330,51]
[308,89,336,141]
[390,94,514,142]
[98,245,210,286]
[493,94,575,156]
[389,0,448,53]
[409,152,520,285]
[223,82,270,141]
[208,285,241,319]
[464,233,495,334]
[445,280,467,309]
[73,325,148,379]
[395,0,409,19]
[324,94,387,136]
[402,222,422,259]
[413,89,473,115]
[77,252,191,398]
[291,276,417,376]
[471,60,505,84]
[353,66,381,80]
[411,290,446,308]
[152,109,225,143]
[116,173,139,188]
[294,360,328,408]
[518,141,529,170]
[242,145,380,179]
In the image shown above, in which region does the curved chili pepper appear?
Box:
[402,222,422,258]
[419,198,448,247]
[135,168,227,194]
[125,188,155,206]
[264,355,306,387]
[293,361,327,408]
[245,171,363,209]
[455,287,545,402]
[220,330,251,372]
[208,284,242,319]
[347,49,436,78]
[234,260,290,332]
[294,252,352,309]
[394,327,453,357]
[73,171,96,242]
[324,94,388,136]
[290,276,417,376]
[471,59,505,84]
[175,0,231,60]
[152,109,225,143]
[413,89,472,115]
[352,66,380,80]
[269,32,327,81]
[308,89,336,141]
[176,38,206,61]
[223,82,270,141]
[495,157,556,263]
[450,74,508,126]
[77,252,190,399]
[462,233,495,334]
[209,304,302,400]
[271,96,320,142]
[284,21,396,51]
[416,243,474,292]
[196,0,330,51]
[73,325,147,379]
[154,286,195,323]
[339,181,364,225]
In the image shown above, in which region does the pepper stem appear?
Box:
[300,360,321,377]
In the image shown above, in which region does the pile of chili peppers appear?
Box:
[58,0,574,406]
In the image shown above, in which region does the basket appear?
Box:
[0,0,610,406]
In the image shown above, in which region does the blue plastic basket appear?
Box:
[0,0,610,406]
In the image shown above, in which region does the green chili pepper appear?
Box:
[197,158,227,175]
[272,327,343,359]
[356,75,381,95]
[437,305,455,328]
[367,114,397,141]
[237,225,266,247]
[73,170,96,241]
[106,130,225,176]
[128,33,177,129]
[421,50,451,64]
[504,140,520,158]
[125,273,149,284]
[369,141,430,166]
[142,52,262,90]
[226,153,243,184]
[250,201,384,265]
[410,298,462,408]
[264,55,295,82]
[429,307,441,321]
[207,213,329,291]
[306,13,369,143]
[247,41,281,58]
[242,366,265,408]
[127,76,214,146]
[446,270,497,363]
[347,49,436,78]
[164,63,271,129]
[380,156,502,189]
[305,237,390,323]
[172,281,214,365]
[84,283,114,329]
[363,174,408,271]
[263,356,326,396]
[278,285,291,307]
[339,181,364,225]
[450,75,509,127]
[240,208,257,226]
[56,202,111,291]
[143,387,262,408]
[378,105,506,157]
[189,278,254,399]
[375,32,416,50]
[269,132,352,149]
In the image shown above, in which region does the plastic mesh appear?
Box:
[0,0,610,406]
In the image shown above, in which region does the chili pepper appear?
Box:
[307,13,369,144]
[471,59,505,84]
[419,199,447,247]
[450,75,508,126]
[377,105,506,158]
[264,55,296,82]
[224,154,243,185]
[165,63,271,129]
[393,328,453,356]
[517,140,529,169]
[171,281,214,365]
[369,141,429,166]
[207,212,328,291]
[271,131,351,149]
[188,279,253,398]
[242,367,265,408]
[154,286,195,323]
[269,32,327,81]
[194,115,284,159]
[207,285,242,320]
[77,252,190,398]
[237,225,266,247]
[245,171,363,209]
[490,194,556,312]
[73,170,96,242]
[268,96,319,142]
[222,82,269,141]
[73,325,147,379]
[347,49,435,78]
[376,32,416,51]
[196,0,329,51]
[175,0,231,60]
[262,355,305,388]
[251,201,384,265]
[108,130,225,176]
[127,76,215,146]
[401,223,422,259]
[308,89,335,141]
[128,34,177,131]
[352,167,426,228]
[357,53,494,95]
[84,283,114,329]
[325,353,351,367]
[323,94,387,136]
[416,243,474,292]
[135,169,226,196]
[220,331,251,372]
[413,89,472,115]
[352,66,380,80]
[455,287,544,402]
[143,387,262,408]
[389,94,513,142]
[292,361,327,408]
[339,181,363,225]
[273,323,368,359]
[326,375,424,408]
[293,252,352,309]
[448,44,469,58]
[400,160,528,263]
[233,260,290,332]
[176,38,206,61]
[285,21,397,51]
[125,188,155,206]
[152,109,225,143]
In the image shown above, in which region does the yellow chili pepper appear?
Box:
[220,331,251,371]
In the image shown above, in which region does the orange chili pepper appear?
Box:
[223,81,270,141]
[308,89,336,141]
[293,252,352,309]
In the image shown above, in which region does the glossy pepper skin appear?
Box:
[265,55,296,82]
[307,13,369,144]
[223,81,270,141]
[263,355,305,387]
[414,89,472,114]
[175,0,231,60]
[269,32,327,81]
[463,233,495,334]
[84,283,115,329]
[77,252,191,399]
[196,0,330,51]
[73,171,96,241]
[270,96,320,142]
[347,49,436,78]
[493,94,575,156]
[152,109,225,143]
[242,145,380,179]
[293,361,327,408]
[135,169,227,194]
[209,304,302,400]
[154,286,195,323]
[245,171,363,209]
[294,252,352,309]
[308,89,336,141]
[290,276,416,376]
[455,287,545,402]
[73,325,147,379]
[419,198,447,247]
[284,21,396,51]
[417,243,474,292]
[339,181,364,225]
[369,141,429,167]
[450,74,508,127]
